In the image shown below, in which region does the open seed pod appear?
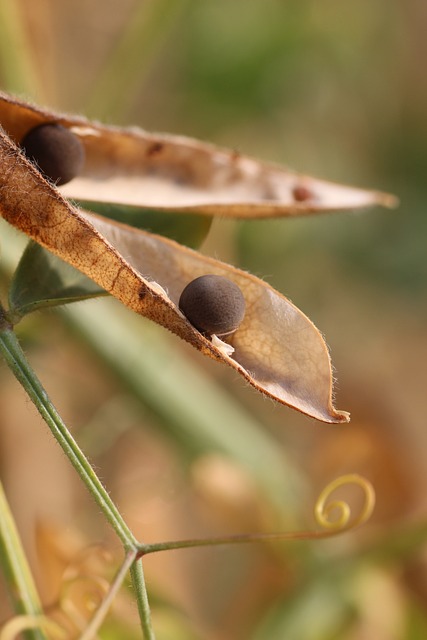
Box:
[0,91,397,216]
[0,92,397,422]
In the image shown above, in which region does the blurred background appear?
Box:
[0,0,426,638]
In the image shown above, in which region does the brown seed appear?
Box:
[21,123,85,186]
[179,275,245,336]
[292,184,313,202]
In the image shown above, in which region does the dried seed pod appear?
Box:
[179,274,245,337]
[21,123,85,186]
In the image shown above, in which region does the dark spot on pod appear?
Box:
[179,274,246,337]
[21,123,85,186]
[138,286,148,301]
[146,142,164,157]
[292,184,313,202]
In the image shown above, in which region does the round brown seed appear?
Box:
[292,184,313,202]
[179,275,245,336]
[21,123,85,186]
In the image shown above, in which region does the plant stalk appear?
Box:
[78,550,137,640]
[0,312,157,639]
[0,481,47,640]
[140,528,342,556]
[0,321,135,549]
[130,560,156,640]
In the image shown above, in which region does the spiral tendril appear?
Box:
[314,473,375,531]
[58,574,110,634]
[0,615,67,640]
[0,545,117,640]
[0,478,375,639]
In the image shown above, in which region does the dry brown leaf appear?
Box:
[0,92,397,423]
[0,91,397,217]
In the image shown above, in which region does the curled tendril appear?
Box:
[0,549,131,640]
[314,473,376,531]
[0,615,67,640]
[0,481,375,640]
[59,575,110,633]
[141,473,376,555]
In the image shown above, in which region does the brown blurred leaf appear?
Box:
[0,91,397,217]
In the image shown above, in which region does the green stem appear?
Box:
[79,550,137,640]
[0,314,156,639]
[140,528,343,556]
[0,324,135,548]
[0,481,47,640]
[130,561,156,640]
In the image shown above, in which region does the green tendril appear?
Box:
[314,473,376,531]
[0,616,67,640]
[140,474,376,556]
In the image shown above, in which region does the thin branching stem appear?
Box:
[0,323,135,547]
[0,316,159,640]
[139,528,343,556]
[130,560,156,640]
[78,550,137,640]
[0,312,158,639]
